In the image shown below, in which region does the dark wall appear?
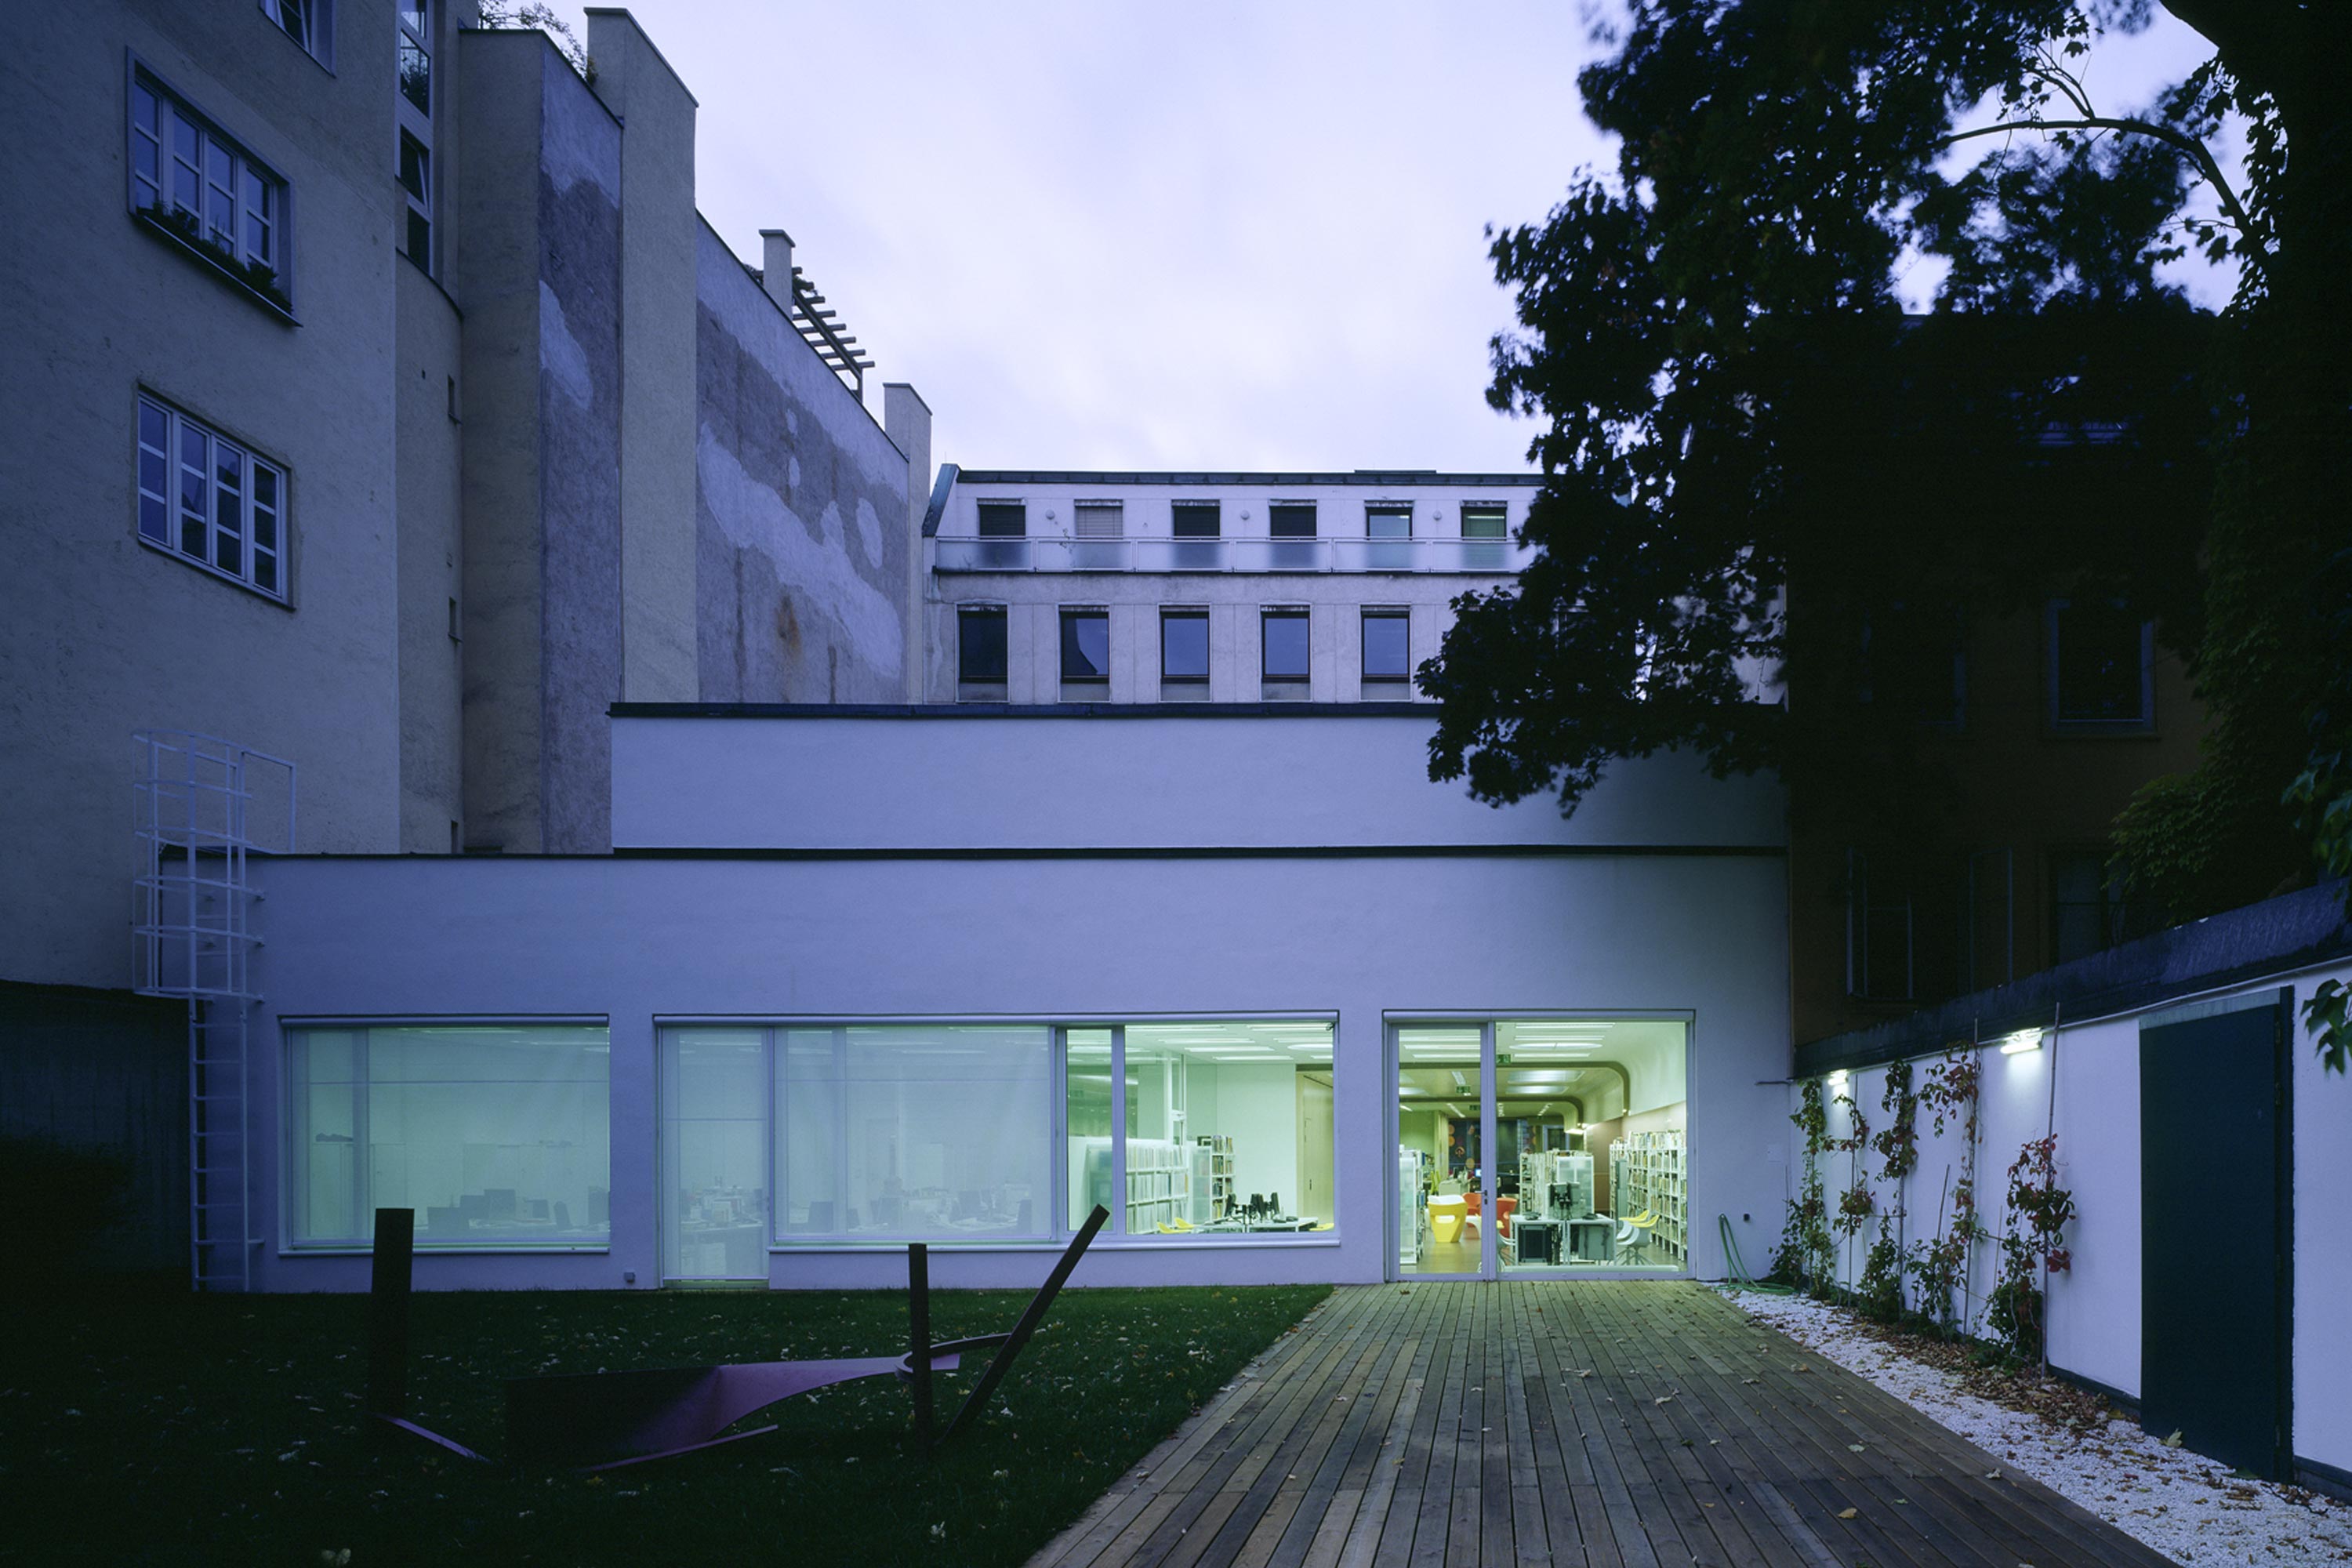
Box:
[0,982,188,1272]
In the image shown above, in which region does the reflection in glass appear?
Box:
[661,1030,768,1279]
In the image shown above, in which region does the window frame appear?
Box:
[1844,848,1914,1002]
[281,1017,613,1254]
[1360,608,1411,683]
[1268,502,1317,539]
[975,500,1027,539]
[136,390,293,604]
[1059,606,1111,684]
[2045,597,2155,731]
[260,0,336,71]
[1458,503,1509,540]
[1160,608,1210,685]
[1365,503,1413,539]
[956,603,1008,687]
[128,57,296,316]
[1261,607,1312,683]
[1171,500,1221,539]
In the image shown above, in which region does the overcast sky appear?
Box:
[547,4,2230,474]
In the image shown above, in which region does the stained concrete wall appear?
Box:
[455,32,624,852]
[0,2,412,986]
[694,225,911,703]
[395,264,466,855]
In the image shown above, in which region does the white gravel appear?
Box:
[1720,1287,2352,1566]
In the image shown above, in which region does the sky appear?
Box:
[541,4,2232,475]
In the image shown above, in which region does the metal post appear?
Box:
[367,1208,416,1428]
[908,1243,932,1454]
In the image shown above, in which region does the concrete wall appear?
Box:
[609,711,1787,854]
[0,1,412,985]
[395,264,466,854]
[454,32,624,852]
[693,227,911,705]
[1796,956,2352,1478]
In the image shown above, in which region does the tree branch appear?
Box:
[1938,116,2256,245]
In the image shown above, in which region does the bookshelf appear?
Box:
[1189,1134,1235,1223]
[1609,1130,1687,1265]
[1127,1137,1190,1232]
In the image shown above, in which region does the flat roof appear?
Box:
[950,470,1538,488]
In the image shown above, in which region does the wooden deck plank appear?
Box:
[1025,1282,2180,1568]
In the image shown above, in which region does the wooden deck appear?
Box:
[1030,1282,2176,1568]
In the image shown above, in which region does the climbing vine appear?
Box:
[1775,1079,1835,1294]
[1857,1059,1919,1323]
[1908,1046,1985,1337]
[1988,1135,2077,1363]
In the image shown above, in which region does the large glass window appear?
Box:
[1362,610,1410,683]
[957,604,1007,685]
[286,1023,611,1248]
[660,1029,768,1279]
[1132,1023,1334,1235]
[778,1025,1052,1241]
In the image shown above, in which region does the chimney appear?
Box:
[884,383,934,702]
[760,229,795,315]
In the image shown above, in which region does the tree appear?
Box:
[1425,1,2349,954]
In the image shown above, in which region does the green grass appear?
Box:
[0,1276,1329,1566]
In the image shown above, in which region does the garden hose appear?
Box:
[1719,1213,1795,1294]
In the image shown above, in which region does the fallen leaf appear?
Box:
[1849,1444,1866,1454]
[2162,1430,2184,1449]
[1837,1507,1858,1520]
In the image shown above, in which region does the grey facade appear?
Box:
[0,4,931,984]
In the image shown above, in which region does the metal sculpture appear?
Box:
[361,1203,1109,1470]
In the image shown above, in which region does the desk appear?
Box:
[1513,1218,1560,1265]
[1426,1195,1467,1245]
[1568,1217,1616,1262]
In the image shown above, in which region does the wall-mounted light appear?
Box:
[1999,1029,2045,1055]
[1828,1069,1849,1089]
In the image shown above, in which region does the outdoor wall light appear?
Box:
[1828,1069,1848,1088]
[1999,1029,2045,1055]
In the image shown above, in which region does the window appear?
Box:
[260,0,330,64]
[1161,609,1209,684]
[1262,608,1311,683]
[129,69,291,310]
[137,394,287,599]
[397,132,431,271]
[957,604,1007,686]
[1269,503,1316,539]
[397,2,430,114]
[1172,501,1221,538]
[1073,501,1124,539]
[286,1023,612,1249]
[976,501,1026,537]
[661,1030,768,1279]
[1459,503,1508,539]
[1366,504,1412,539]
[779,1025,1052,1241]
[2049,850,2126,964]
[1846,848,1913,1000]
[2049,599,2152,727]
[1362,610,1410,682]
[1061,608,1109,684]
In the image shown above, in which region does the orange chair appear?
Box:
[1495,1196,1517,1238]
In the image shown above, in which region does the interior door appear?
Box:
[2140,993,2290,1479]
[1392,1022,1497,1279]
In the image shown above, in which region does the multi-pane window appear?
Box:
[1362,610,1410,682]
[397,132,432,270]
[137,394,287,599]
[260,0,329,64]
[129,71,289,306]
[285,1024,612,1249]
[1061,608,1110,684]
[1161,609,1209,684]
[957,604,1007,686]
[397,2,431,114]
[1262,608,1311,682]
[1172,501,1221,538]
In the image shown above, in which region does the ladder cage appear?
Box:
[132,731,296,1293]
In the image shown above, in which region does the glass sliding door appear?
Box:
[1395,1022,1492,1277]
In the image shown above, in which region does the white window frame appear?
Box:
[260,0,335,68]
[396,2,435,276]
[129,60,293,312]
[136,392,290,603]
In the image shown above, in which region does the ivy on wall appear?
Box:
[1909,1046,1985,1338]
[1990,1134,2077,1363]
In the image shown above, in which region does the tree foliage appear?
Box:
[1425,2,2350,964]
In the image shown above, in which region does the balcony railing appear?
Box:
[932,536,1530,574]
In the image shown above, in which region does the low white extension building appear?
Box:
[235,706,1792,1294]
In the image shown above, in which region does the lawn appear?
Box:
[0,1276,1330,1566]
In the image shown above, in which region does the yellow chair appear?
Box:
[1427,1194,1468,1245]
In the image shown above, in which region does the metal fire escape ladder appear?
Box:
[133,731,296,1293]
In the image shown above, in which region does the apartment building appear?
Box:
[920,470,1539,705]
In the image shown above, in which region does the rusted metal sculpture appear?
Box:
[362,1203,1109,1470]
